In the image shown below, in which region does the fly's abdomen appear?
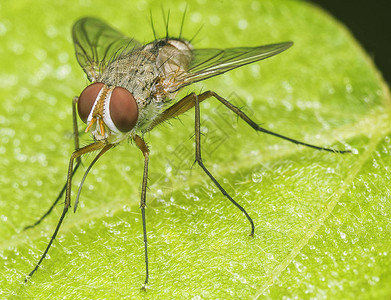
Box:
[144,38,194,98]
[154,39,193,79]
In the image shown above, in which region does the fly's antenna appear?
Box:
[179,5,188,39]
[150,9,157,40]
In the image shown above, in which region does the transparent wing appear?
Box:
[174,42,293,90]
[72,17,142,82]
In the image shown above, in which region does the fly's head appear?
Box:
[77,82,139,143]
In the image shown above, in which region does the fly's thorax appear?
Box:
[99,50,160,109]
[77,82,139,143]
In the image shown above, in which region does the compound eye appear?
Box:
[109,87,139,132]
[78,82,104,123]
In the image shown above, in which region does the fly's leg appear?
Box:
[134,135,150,290]
[74,144,114,212]
[25,141,107,282]
[148,90,351,237]
[23,164,80,230]
[72,96,81,158]
[192,92,255,236]
[146,91,350,154]
[199,91,351,153]
[24,97,83,230]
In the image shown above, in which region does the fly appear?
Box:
[24,16,350,289]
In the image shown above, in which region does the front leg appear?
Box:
[25,141,107,282]
[24,96,84,230]
[134,135,150,289]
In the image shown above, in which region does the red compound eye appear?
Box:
[77,82,104,123]
[109,87,138,132]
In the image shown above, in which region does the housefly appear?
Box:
[24,16,349,289]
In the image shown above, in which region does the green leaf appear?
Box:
[1,0,390,299]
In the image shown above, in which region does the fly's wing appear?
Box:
[146,42,294,131]
[72,17,142,82]
[173,42,293,91]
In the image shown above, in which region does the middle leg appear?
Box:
[191,92,255,236]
